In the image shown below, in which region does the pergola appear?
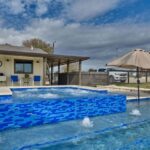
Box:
[45,54,89,85]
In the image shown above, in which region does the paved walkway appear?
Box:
[97,85,150,92]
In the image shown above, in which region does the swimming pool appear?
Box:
[0,86,126,131]
[0,99,150,150]
[0,86,149,150]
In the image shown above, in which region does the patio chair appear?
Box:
[33,75,41,86]
[0,73,7,85]
[10,75,21,86]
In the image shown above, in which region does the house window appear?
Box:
[14,60,33,74]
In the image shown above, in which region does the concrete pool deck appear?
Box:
[96,85,150,100]
[97,85,150,93]
[0,87,12,95]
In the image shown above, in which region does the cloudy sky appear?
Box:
[0,0,150,70]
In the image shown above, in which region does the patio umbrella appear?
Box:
[107,49,150,105]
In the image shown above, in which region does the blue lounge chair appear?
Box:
[10,75,21,86]
[33,75,41,85]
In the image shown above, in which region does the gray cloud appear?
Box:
[0,18,150,70]
[0,0,51,15]
[64,0,121,21]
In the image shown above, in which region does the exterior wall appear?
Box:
[0,54,44,84]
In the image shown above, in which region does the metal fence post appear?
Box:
[145,71,148,83]
[127,71,130,83]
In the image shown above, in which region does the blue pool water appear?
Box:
[42,121,150,150]
[1,87,108,104]
[0,87,149,150]
[0,100,150,150]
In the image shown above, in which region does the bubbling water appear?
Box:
[130,109,141,116]
[38,93,59,99]
[81,117,93,128]
[64,89,89,96]
[26,89,39,92]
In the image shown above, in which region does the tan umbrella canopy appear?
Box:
[107,49,150,69]
[107,49,150,105]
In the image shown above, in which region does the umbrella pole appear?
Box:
[137,67,140,106]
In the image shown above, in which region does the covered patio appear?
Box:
[45,54,89,85]
[0,44,89,86]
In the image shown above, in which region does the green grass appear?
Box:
[113,83,150,89]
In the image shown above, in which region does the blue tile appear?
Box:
[0,89,126,131]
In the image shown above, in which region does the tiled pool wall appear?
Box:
[0,95,12,101]
[0,88,126,131]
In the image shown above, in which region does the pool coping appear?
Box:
[97,85,150,93]
[0,87,12,96]
[127,96,150,102]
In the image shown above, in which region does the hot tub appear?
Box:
[0,86,126,131]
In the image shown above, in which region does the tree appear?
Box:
[22,38,53,54]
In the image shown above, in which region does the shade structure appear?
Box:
[107,49,150,105]
[107,49,150,69]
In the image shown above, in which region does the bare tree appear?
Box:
[22,38,53,54]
